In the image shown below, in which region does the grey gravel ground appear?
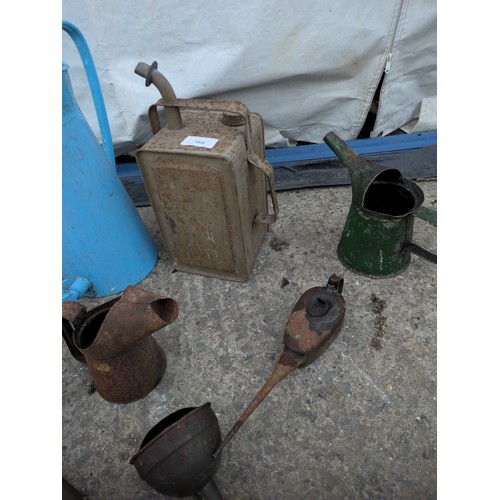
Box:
[62,181,437,499]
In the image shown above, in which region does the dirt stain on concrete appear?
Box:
[370,294,387,350]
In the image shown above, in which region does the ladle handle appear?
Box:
[196,479,223,500]
[213,350,300,458]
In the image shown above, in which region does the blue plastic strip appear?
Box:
[265,131,437,166]
[62,19,116,170]
[117,130,436,178]
[116,162,143,177]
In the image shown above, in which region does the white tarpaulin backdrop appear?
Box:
[62,0,436,156]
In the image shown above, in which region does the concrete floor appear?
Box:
[62,181,437,499]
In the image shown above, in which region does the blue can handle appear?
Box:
[62,19,116,169]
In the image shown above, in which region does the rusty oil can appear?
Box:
[134,62,279,282]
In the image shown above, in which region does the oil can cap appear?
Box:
[306,297,332,317]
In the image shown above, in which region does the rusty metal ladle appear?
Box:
[213,274,346,458]
[130,403,223,499]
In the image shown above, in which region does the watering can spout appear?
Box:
[323,130,388,203]
[324,129,409,208]
[323,131,359,172]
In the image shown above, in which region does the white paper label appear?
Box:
[180,136,219,148]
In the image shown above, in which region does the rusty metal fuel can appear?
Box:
[134,61,279,282]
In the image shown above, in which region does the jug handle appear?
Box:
[62,20,116,170]
[148,98,279,224]
[406,205,437,263]
[406,242,437,263]
[62,301,88,363]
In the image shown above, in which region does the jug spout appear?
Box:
[78,286,179,358]
[72,286,179,403]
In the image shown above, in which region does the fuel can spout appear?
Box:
[135,61,183,130]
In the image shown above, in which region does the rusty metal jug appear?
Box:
[324,131,437,278]
[130,403,223,499]
[133,61,279,282]
[63,286,179,403]
[214,274,346,457]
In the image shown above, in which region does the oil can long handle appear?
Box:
[213,351,299,458]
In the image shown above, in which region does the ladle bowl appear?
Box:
[130,403,223,499]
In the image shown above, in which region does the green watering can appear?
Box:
[324,131,437,278]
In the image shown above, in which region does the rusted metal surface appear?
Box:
[135,62,278,282]
[283,274,345,360]
[130,402,223,499]
[213,274,345,457]
[62,301,87,363]
[70,286,179,404]
[62,300,87,325]
[135,61,183,130]
[62,318,85,364]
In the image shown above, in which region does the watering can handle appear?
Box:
[62,19,116,170]
[148,98,279,224]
